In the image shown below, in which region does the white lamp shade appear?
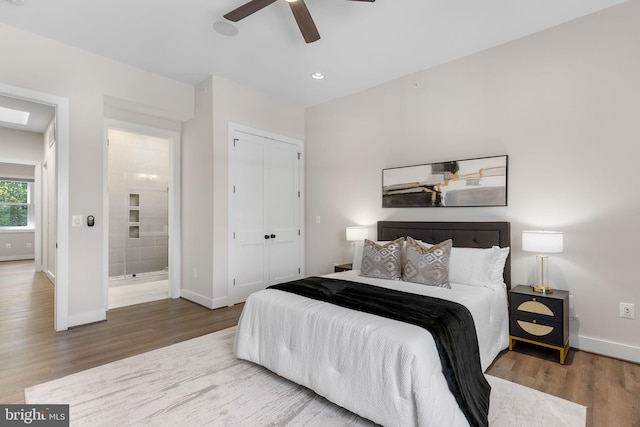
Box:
[522,230,564,253]
[346,226,369,241]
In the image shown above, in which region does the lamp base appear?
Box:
[532,285,554,294]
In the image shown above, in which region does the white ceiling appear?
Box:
[0,0,627,108]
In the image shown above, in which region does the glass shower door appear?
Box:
[124,172,169,276]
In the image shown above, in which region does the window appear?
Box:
[0,180,31,228]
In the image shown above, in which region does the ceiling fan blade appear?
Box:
[347,0,375,2]
[224,0,278,22]
[289,0,320,43]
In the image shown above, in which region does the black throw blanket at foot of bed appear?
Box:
[269,276,490,427]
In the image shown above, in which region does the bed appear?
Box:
[234,221,511,427]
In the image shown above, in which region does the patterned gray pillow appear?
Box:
[403,237,452,288]
[360,238,404,280]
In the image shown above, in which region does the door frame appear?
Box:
[103,119,182,307]
[227,122,305,305]
[0,82,70,331]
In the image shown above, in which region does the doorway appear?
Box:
[0,82,69,331]
[104,120,181,309]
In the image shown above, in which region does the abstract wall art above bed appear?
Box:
[382,155,508,207]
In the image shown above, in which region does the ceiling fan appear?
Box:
[224,0,375,44]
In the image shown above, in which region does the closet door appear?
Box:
[229,131,301,305]
[266,140,300,284]
[229,133,269,304]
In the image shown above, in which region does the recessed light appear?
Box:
[5,0,26,5]
[311,73,324,80]
[213,21,239,37]
[0,106,30,125]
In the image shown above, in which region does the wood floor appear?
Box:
[0,260,243,404]
[1,260,639,427]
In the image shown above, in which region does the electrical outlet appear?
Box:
[620,302,635,319]
[5,243,11,249]
[26,242,32,248]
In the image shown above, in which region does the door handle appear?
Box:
[270,234,276,239]
[264,235,270,239]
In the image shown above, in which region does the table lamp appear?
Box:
[346,226,369,242]
[522,230,564,294]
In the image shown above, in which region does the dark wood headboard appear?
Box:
[377,221,511,289]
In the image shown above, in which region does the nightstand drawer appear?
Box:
[510,292,563,322]
[508,285,570,364]
[509,315,565,347]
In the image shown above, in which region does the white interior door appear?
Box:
[267,140,300,284]
[229,129,302,304]
[229,133,269,303]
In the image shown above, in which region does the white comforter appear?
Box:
[234,270,509,427]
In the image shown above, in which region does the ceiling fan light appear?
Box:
[5,0,26,5]
[311,72,324,80]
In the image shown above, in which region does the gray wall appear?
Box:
[305,1,640,362]
[181,76,305,308]
[1,0,637,365]
[0,22,193,327]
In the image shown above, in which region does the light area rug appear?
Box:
[25,327,586,427]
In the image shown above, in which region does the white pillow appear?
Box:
[491,246,510,285]
[448,247,495,287]
[448,246,510,288]
[352,240,365,270]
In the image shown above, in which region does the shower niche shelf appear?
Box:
[129,226,140,239]
[129,193,140,207]
[129,209,140,223]
[129,193,140,239]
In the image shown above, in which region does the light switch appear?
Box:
[72,215,83,227]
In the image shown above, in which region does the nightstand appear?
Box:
[334,263,353,273]
[509,285,570,364]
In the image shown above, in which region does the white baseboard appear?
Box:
[67,309,106,328]
[46,270,55,284]
[180,289,228,310]
[0,255,35,262]
[211,296,229,309]
[571,333,640,364]
[180,289,213,308]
